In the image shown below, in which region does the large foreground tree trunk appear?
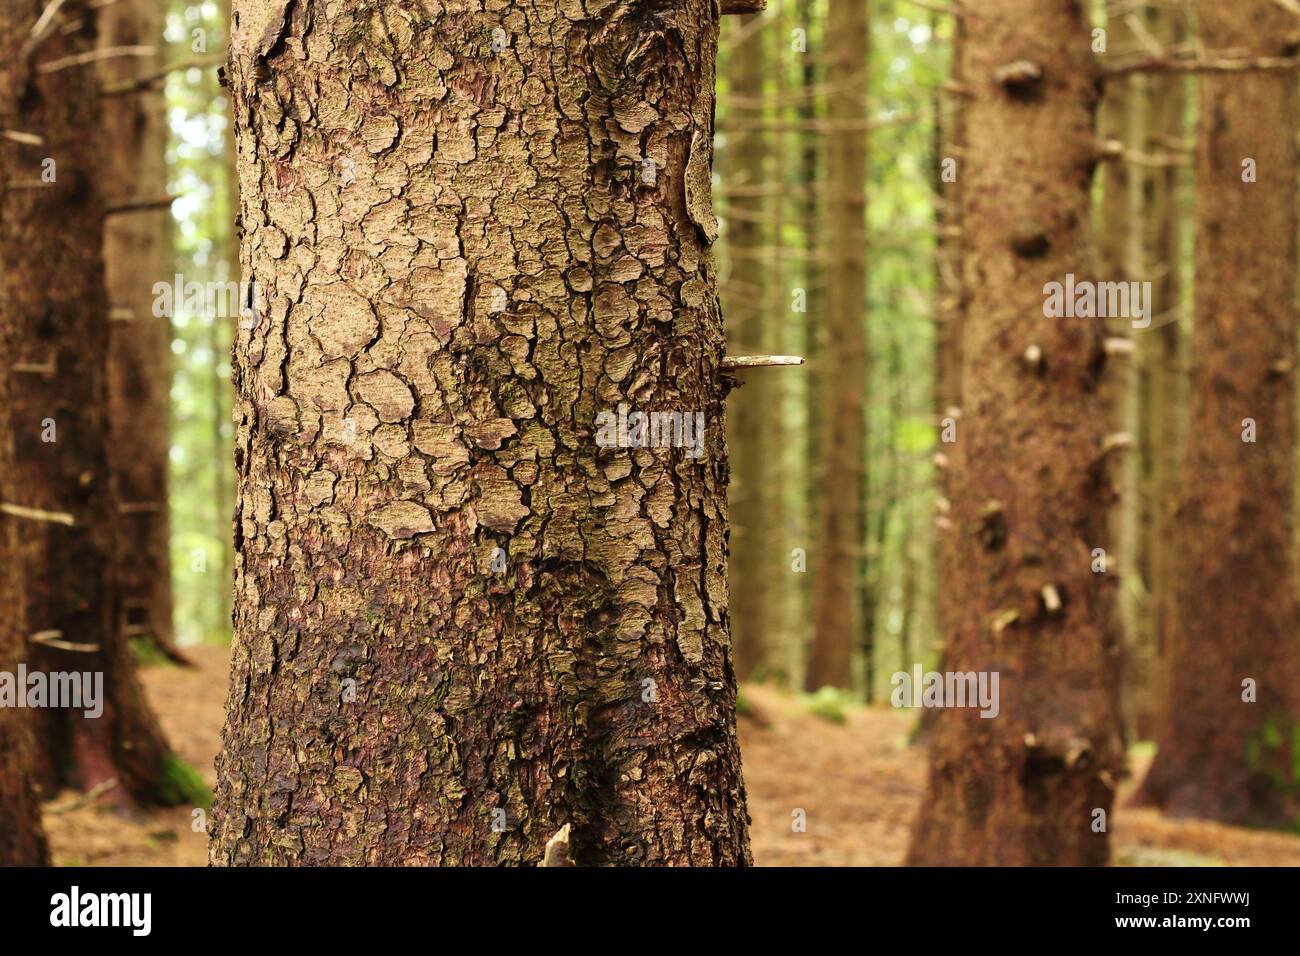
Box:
[806,0,867,692]
[212,0,751,866]
[1136,1,1300,827]
[0,0,183,806]
[907,0,1124,866]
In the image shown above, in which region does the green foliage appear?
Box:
[736,687,752,717]
[153,754,213,809]
[164,1,236,648]
[803,686,855,725]
[129,636,175,669]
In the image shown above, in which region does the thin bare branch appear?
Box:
[36,44,155,75]
[101,53,224,96]
[0,503,75,526]
[102,194,178,217]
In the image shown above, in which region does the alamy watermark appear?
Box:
[50,886,150,936]
[152,274,261,329]
[0,666,103,718]
[1043,273,1151,329]
[595,403,706,459]
[891,665,1000,719]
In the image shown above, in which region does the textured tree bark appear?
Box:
[212,0,751,866]
[907,0,1124,866]
[101,0,184,666]
[0,0,181,805]
[806,0,867,692]
[0,175,48,864]
[723,13,772,680]
[1135,1,1300,827]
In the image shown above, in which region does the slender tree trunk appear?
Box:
[907,0,1123,866]
[1132,6,1184,742]
[933,11,964,420]
[806,0,867,692]
[795,0,820,692]
[0,165,47,863]
[102,0,184,666]
[724,14,772,680]
[1097,7,1141,741]
[918,8,964,743]
[212,0,751,866]
[0,0,184,806]
[767,7,799,687]
[1135,1,1300,826]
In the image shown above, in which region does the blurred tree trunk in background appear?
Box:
[918,8,963,741]
[806,0,867,692]
[1096,7,1139,742]
[0,115,47,859]
[1131,6,1184,743]
[766,4,801,687]
[213,0,751,866]
[795,0,820,692]
[0,0,187,806]
[1136,1,1300,827]
[933,11,963,423]
[102,0,184,665]
[724,13,773,680]
[908,0,1123,865]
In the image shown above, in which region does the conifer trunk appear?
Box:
[212,0,751,866]
[908,0,1124,866]
[806,0,867,692]
[1,0,182,806]
[1136,0,1300,826]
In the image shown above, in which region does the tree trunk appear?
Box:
[1096,7,1141,743]
[806,0,867,692]
[1131,6,1184,743]
[1135,1,1300,827]
[933,9,964,419]
[917,6,964,744]
[102,0,184,666]
[723,13,772,680]
[0,0,183,806]
[0,186,47,864]
[212,0,751,866]
[795,0,820,693]
[907,0,1123,866]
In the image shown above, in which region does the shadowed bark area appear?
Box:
[212,0,751,866]
[1135,0,1300,827]
[907,0,1124,866]
[0,0,182,807]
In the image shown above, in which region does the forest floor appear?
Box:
[40,648,1300,867]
